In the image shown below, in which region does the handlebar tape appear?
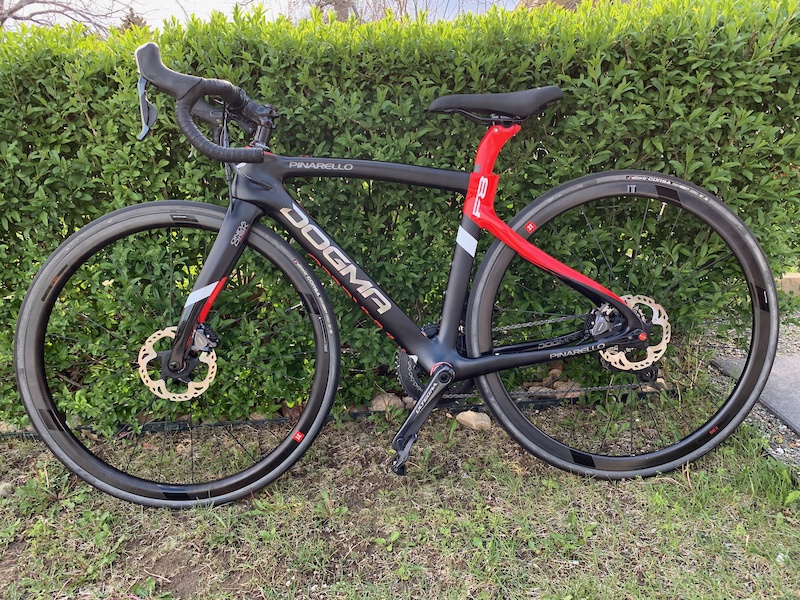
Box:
[175,79,265,164]
[136,44,264,164]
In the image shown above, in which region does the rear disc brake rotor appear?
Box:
[600,295,671,371]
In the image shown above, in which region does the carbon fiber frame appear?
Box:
[168,143,645,381]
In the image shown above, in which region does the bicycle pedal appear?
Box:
[391,460,408,476]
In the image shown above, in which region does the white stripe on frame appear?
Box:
[184,281,219,307]
[456,226,478,257]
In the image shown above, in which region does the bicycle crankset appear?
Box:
[600,295,671,372]
[137,326,218,401]
[396,323,475,403]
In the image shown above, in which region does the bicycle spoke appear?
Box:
[473,177,774,477]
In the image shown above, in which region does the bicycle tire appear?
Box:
[467,171,778,478]
[15,201,340,507]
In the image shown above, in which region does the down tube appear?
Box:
[270,199,428,351]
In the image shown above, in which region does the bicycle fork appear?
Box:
[165,198,264,377]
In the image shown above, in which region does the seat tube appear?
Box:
[464,124,640,326]
[437,125,520,348]
[437,216,481,348]
[167,198,264,371]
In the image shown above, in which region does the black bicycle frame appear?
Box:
[168,134,646,382]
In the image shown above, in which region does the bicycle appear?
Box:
[14,43,779,508]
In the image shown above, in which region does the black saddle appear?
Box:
[428,86,563,122]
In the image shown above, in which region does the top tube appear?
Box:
[230,154,472,204]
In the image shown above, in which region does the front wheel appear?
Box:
[15,201,340,507]
[467,171,778,478]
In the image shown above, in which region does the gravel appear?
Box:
[746,402,800,472]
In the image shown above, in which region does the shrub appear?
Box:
[1,0,798,424]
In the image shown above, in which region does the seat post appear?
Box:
[472,124,521,174]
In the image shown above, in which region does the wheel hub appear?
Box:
[137,327,217,401]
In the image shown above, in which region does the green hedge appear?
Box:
[1,0,798,424]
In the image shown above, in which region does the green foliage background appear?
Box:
[1,0,798,423]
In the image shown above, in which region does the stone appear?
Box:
[553,380,578,391]
[0,482,13,498]
[641,378,668,393]
[779,273,800,294]
[456,411,492,431]
[280,404,302,420]
[552,380,583,399]
[369,393,405,412]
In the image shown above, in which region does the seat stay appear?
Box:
[462,124,646,333]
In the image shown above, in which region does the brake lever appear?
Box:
[137,75,232,142]
[136,76,158,141]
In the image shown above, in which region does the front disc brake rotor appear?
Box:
[138,326,217,401]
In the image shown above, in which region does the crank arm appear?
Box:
[391,363,455,475]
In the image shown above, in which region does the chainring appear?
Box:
[396,324,475,402]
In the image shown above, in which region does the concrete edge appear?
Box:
[780,273,800,294]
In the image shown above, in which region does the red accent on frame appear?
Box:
[473,124,521,174]
[430,362,450,376]
[465,126,624,304]
[197,277,228,323]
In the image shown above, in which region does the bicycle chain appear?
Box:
[441,381,645,401]
[492,314,589,333]
[441,310,662,400]
[510,381,645,398]
[427,315,590,400]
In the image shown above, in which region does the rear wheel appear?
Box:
[15,201,340,507]
[467,171,778,478]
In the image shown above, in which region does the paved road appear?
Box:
[758,356,800,435]
[716,355,800,435]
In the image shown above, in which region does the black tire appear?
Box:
[467,171,778,478]
[15,201,340,507]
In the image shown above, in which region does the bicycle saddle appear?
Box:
[428,86,563,120]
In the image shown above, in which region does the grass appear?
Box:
[1,410,799,599]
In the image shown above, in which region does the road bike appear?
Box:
[14,43,779,508]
